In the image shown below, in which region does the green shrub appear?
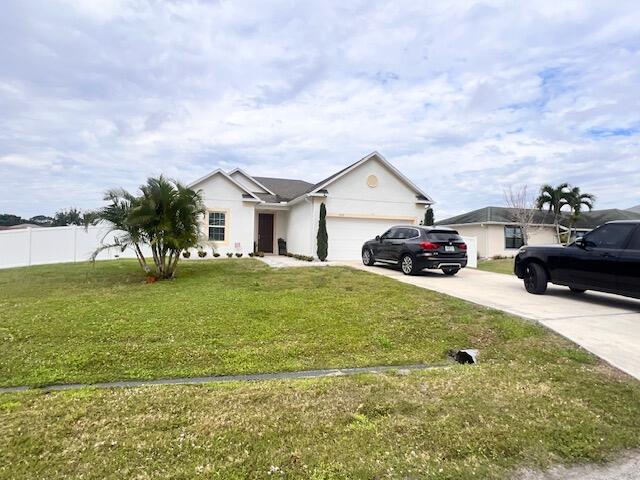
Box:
[182,251,191,259]
[226,252,233,258]
[316,203,328,261]
[197,250,207,258]
[235,253,243,258]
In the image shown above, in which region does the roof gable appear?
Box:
[228,168,276,195]
[303,151,433,203]
[188,169,261,202]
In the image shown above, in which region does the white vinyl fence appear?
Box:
[461,236,478,268]
[0,225,479,270]
[0,225,152,269]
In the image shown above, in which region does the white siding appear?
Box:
[196,173,256,255]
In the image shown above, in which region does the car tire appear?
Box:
[569,287,586,294]
[362,248,375,266]
[400,254,418,275]
[523,262,548,294]
[442,267,460,276]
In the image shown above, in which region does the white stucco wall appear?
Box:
[194,173,256,255]
[451,224,558,258]
[311,157,427,259]
[285,200,314,256]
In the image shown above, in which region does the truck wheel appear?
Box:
[523,262,548,294]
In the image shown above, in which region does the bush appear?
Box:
[213,253,220,258]
[257,251,265,257]
[235,253,243,258]
[197,250,207,258]
[248,252,254,257]
[182,251,191,259]
[226,252,233,258]
[316,203,328,261]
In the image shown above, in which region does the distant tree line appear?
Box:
[0,208,98,227]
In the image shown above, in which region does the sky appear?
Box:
[1,0,639,220]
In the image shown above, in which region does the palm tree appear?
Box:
[535,183,571,243]
[565,187,596,240]
[91,188,151,274]
[128,176,205,279]
[93,177,205,279]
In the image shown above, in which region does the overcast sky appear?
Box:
[1,0,639,219]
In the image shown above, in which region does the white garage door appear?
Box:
[326,217,410,261]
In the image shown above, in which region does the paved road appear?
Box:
[346,262,640,380]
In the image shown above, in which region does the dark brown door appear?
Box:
[258,214,274,253]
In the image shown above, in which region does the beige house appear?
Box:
[437,206,640,258]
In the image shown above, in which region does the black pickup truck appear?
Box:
[514,220,640,299]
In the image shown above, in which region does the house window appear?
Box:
[208,211,226,241]
[504,226,524,249]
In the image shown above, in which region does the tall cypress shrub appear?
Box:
[424,207,434,226]
[316,203,328,261]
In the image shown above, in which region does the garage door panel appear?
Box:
[326,217,409,260]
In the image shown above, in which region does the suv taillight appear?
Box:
[419,241,440,250]
[457,242,467,250]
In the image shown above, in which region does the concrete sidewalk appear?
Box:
[345,262,640,380]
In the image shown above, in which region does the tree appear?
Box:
[503,185,537,245]
[423,207,434,226]
[29,215,54,226]
[565,187,596,240]
[0,214,25,226]
[316,203,328,261]
[535,183,571,243]
[93,176,205,279]
[52,208,84,226]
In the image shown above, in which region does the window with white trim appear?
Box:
[208,211,226,241]
[504,226,524,249]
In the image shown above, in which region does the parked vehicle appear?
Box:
[514,220,640,299]
[362,226,468,275]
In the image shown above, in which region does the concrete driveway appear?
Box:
[345,262,640,380]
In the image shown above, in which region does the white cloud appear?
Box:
[0,0,639,217]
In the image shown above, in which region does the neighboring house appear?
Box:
[436,206,640,258]
[626,204,640,214]
[188,152,433,260]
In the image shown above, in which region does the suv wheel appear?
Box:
[523,262,548,294]
[442,267,460,276]
[400,254,418,275]
[362,248,375,266]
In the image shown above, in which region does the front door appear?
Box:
[258,214,274,253]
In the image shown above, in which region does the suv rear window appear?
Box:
[426,231,464,242]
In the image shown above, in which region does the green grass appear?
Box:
[1,366,639,479]
[478,257,515,275]
[1,258,553,387]
[1,259,640,478]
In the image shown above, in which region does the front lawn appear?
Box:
[2,259,545,387]
[478,257,515,275]
[2,366,639,479]
[2,259,640,478]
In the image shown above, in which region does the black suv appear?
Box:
[362,226,468,275]
[515,220,640,299]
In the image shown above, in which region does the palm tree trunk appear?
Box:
[134,244,151,273]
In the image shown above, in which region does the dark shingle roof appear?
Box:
[436,207,556,226]
[437,206,640,230]
[573,209,640,229]
[252,177,315,202]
